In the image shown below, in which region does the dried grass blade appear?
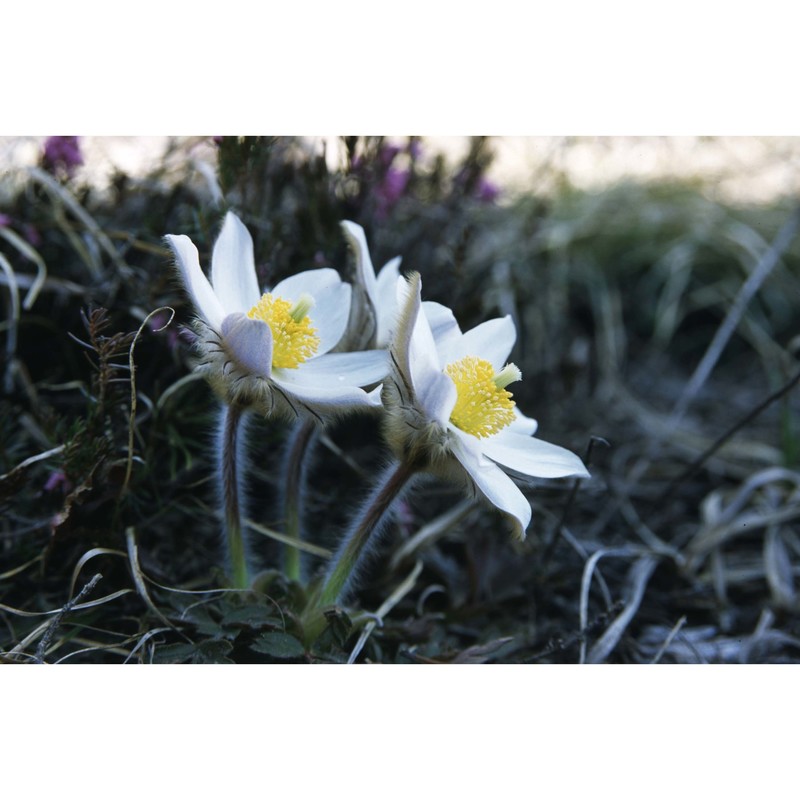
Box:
[0,225,47,309]
[28,165,127,272]
[578,547,632,663]
[0,553,42,581]
[122,627,174,664]
[124,307,174,492]
[0,252,20,391]
[348,560,423,664]
[764,527,796,607]
[5,619,52,659]
[670,204,800,425]
[650,615,688,664]
[587,556,659,664]
[246,518,332,558]
[69,547,127,597]
[125,526,178,631]
[155,371,205,414]
[389,498,475,569]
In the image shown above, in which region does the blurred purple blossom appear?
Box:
[42,136,83,178]
[44,470,72,494]
[375,167,410,219]
[23,223,42,247]
[378,144,402,169]
[0,214,41,245]
[474,175,500,203]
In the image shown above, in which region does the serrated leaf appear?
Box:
[220,604,279,628]
[194,638,234,664]
[151,638,235,664]
[152,643,197,664]
[323,608,353,647]
[250,632,306,659]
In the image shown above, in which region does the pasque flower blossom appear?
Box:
[339,220,402,350]
[165,212,387,420]
[384,272,589,538]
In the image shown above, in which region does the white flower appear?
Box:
[165,212,387,420]
[384,272,589,539]
[340,220,402,349]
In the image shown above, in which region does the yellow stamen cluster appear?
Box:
[247,293,320,369]
[444,356,518,439]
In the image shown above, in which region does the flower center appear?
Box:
[444,356,521,438]
[246,292,320,369]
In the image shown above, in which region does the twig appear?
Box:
[34,573,103,663]
[657,366,800,505]
[541,436,609,569]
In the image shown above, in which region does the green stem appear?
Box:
[317,458,417,608]
[220,403,249,589]
[283,418,317,582]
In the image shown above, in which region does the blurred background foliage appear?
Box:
[2,136,800,663]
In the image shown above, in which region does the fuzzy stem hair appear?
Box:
[282,418,318,582]
[317,458,418,608]
[218,402,250,589]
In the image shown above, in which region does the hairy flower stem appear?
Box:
[283,418,317,582]
[316,458,417,609]
[220,402,249,589]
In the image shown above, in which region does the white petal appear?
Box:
[481,429,589,479]
[402,277,458,425]
[271,374,383,416]
[210,212,260,314]
[341,221,378,308]
[272,269,351,355]
[375,256,402,346]
[450,429,532,538]
[422,301,461,351]
[440,316,516,372]
[220,313,273,379]
[165,233,225,329]
[310,281,351,355]
[509,407,539,436]
[276,350,388,388]
[272,267,342,302]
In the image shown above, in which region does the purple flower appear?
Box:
[42,136,83,178]
[44,470,72,494]
[0,213,11,228]
[474,176,500,203]
[378,144,402,169]
[375,167,410,219]
[23,224,42,247]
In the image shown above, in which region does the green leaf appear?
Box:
[250,632,306,660]
[220,604,279,628]
[151,643,197,664]
[194,639,234,664]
